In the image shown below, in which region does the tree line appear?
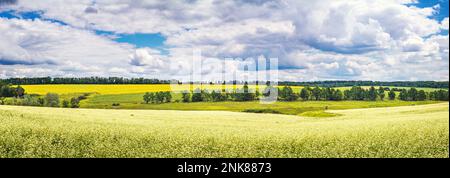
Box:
[1,77,171,85]
[1,77,448,89]
[142,85,449,104]
[280,81,449,89]
[0,86,84,108]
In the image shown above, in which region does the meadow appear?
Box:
[18,84,444,116]
[0,103,448,158]
[82,93,440,116]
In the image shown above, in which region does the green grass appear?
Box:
[81,92,441,116]
[0,103,448,158]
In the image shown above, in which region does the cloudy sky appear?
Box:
[0,0,449,81]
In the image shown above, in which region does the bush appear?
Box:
[112,103,120,106]
[243,109,281,114]
[62,100,69,108]
[70,98,80,108]
[22,95,41,106]
[44,93,60,107]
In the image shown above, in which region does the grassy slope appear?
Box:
[0,103,448,158]
[81,92,441,116]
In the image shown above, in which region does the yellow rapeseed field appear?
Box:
[20,84,173,95]
[20,84,301,95]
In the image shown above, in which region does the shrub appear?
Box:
[70,98,80,108]
[62,100,69,108]
[22,95,41,106]
[243,109,281,114]
[44,93,60,107]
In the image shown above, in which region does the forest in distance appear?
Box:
[1,77,448,88]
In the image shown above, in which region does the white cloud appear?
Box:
[0,0,448,81]
[441,17,449,30]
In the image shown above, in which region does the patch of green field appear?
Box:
[81,92,441,116]
[0,103,448,158]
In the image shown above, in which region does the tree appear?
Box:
[399,89,408,101]
[417,90,427,101]
[312,86,321,101]
[191,88,203,102]
[388,90,396,100]
[378,87,385,101]
[22,95,40,106]
[242,83,256,101]
[334,89,343,101]
[368,86,377,101]
[408,88,418,101]
[280,86,297,101]
[44,93,60,107]
[181,91,191,102]
[70,97,80,108]
[344,90,351,100]
[62,100,69,108]
[164,92,172,102]
[299,88,310,101]
[143,92,151,104]
[211,90,223,102]
[15,85,25,98]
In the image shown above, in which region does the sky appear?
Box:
[0,0,449,81]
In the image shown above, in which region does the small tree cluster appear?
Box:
[143,91,172,104]
[398,88,429,101]
[0,83,25,98]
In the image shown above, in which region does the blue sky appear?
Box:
[0,0,449,81]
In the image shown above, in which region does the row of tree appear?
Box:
[0,92,82,108]
[2,77,448,89]
[280,81,449,89]
[143,92,172,104]
[143,85,449,103]
[1,77,171,85]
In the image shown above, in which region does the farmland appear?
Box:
[16,84,443,116]
[0,103,448,158]
[82,93,440,116]
[1,83,448,158]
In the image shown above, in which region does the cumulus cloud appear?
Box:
[441,17,449,30]
[0,17,136,77]
[0,0,448,81]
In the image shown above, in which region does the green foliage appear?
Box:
[181,91,191,102]
[388,90,396,100]
[279,86,298,101]
[44,93,60,107]
[191,89,203,102]
[70,98,80,108]
[378,87,386,101]
[22,95,42,106]
[143,91,172,104]
[300,87,310,100]
[62,100,69,108]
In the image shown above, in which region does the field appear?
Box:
[19,84,173,95]
[0,103,448,158]
[17,84,444,116]
[20,84,442,95]
[82,93,440,116]
[4,84,448,158]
